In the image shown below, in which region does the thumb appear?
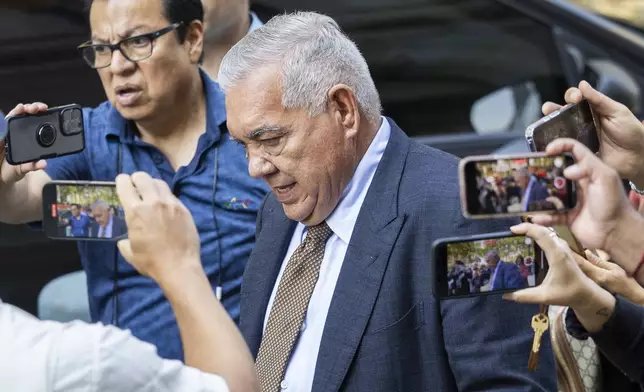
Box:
[579,80,623,117]
[503,287,546,304]
[117,239,133,264]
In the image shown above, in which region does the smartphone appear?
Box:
[42,181,127,241]
[459,152,577,219]
[550,225,584,257]
[4,104,85,165]
[525,99,600,153]
[433,232,548,299]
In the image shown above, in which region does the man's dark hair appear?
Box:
[71,204,81,209]
[84,0,203,42]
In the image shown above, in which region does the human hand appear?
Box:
[503,223,601,309]
[115,172,202,286]
[530,138,634,252]
[542,81,644,185]
[579,249,644,306]
[0,103,49,190]
[545,196,564,211]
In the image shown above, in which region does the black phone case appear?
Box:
[4,104,85,165]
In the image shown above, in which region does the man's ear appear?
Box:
[328,84,359,133]
[185,20,205,64]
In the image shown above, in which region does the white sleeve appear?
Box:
[51,321,230,392]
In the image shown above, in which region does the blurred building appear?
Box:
[569,0,644,28]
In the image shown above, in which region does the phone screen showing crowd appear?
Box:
[445,235,545,297]
[467,155,574,216]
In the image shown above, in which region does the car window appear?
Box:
[260,0,568,138]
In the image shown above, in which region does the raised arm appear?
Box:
[0,103,52,224]
[115,172,259,392]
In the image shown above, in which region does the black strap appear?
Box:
[112,142,122,326]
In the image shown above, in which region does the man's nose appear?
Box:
[247,153,276,179]
[110,49,136,74]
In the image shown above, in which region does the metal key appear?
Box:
[528,312,549,371]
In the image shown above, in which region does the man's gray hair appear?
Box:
[515,167,530,178]
[485,250,500,262]
[218,11,382,124]
[91,199,109,211]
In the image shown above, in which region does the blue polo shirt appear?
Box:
[39,70,269,360]
[69,214,91,237]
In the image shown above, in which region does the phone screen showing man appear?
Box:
[50,184,126,240]
[444,235,544,297]
[465,154,576,216]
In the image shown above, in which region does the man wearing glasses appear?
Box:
[0,0,268,361]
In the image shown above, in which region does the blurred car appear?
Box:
[1,0,644,315]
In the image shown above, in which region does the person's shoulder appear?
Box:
[81,101,121,140]
[396,136,461,204]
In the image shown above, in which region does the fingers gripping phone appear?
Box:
[433,232,548,299]
[4,104,85,165]
[459,152,577,219]
[525,99,600,153]
[42,181,127,241]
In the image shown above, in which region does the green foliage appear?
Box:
[447,236,534,270]
[56,185,120,207]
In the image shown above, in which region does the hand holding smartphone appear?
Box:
[525,99,600,153]
[433,232,548,299]
[42,181,127,241]
[4,104,85,165]
[459,152,577,219]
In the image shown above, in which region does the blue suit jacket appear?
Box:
[491,262,528,291]
[525,178,550,211]
[240,119,556,391]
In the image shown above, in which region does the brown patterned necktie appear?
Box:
[256,221,333,392]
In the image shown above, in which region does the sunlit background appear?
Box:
[569,0,644,28]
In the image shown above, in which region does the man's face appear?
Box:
[93,206,109,227]
[71,206,80,217]
[485,255,499,268]
[89,0,202,121]
[201,0,248,42]
[226,68,359,226]
[514,172,529,189]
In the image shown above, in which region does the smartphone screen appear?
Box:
[462,153,577,218]
[531,100,599,153]
[434,233,547,299]
[42,181,126,240]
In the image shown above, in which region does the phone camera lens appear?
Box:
[61,108,83,135]
[37,124,57,147]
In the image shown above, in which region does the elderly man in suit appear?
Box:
[218,11,556,392]
[514,167,550,212]
[90,199,126,239]
[486,250,527,291]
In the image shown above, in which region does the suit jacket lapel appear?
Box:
[240,196,297,357]
[312,119,410,392]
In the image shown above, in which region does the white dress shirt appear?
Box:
[262,117,391,391]
[0,300,229,392]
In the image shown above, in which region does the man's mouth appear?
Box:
[114,85,142,107]
[273,183,296,202]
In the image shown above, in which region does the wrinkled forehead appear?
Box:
[224,67,286,137]
[89,0,168,40]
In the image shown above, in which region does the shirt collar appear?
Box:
[325,117,391,244]
[105,68,227,144]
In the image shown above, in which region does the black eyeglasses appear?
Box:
[77,23,183,69]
